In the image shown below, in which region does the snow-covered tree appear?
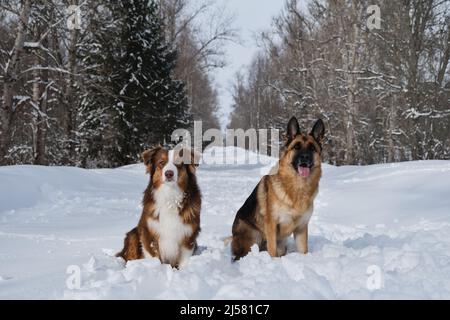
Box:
[78,0,191,167]
[228,0,450,165]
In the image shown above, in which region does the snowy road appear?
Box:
[1,148,450,299]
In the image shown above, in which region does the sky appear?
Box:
[207,0,287,129]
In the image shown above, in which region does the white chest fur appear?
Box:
[278,205,313,229]
[147,183,193,264]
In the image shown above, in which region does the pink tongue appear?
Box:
[298,166,310,177]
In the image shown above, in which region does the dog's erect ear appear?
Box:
[310,119,325,145]
[141,146,161,173]
[286,116,300,145]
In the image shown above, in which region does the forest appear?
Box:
[1,0,449,167]
[229,0,450,165]
[0,0,232,167]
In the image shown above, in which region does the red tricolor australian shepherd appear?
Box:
[117,146,201,268]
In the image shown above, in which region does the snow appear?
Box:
[1,148,450,299]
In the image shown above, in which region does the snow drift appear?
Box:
[1,147,450,299]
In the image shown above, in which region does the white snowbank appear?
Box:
[1,148,450,299]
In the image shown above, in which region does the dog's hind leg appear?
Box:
[276,238,287,256]
[116,227,142,261]
[231,219,260,261]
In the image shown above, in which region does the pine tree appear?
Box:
[78,0,191,167]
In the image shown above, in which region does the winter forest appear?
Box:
[1,0,450,301]
[0,0,230,167]
[228,0,450,165]
[1,0,449,168]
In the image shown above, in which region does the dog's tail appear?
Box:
[222,236,233,246]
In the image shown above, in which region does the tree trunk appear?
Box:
[0,0,32,164]
[387,94,397,163]
[437,27,450,87]
[33,31,49,165]
[33,64,48,165]
[345,1,360,164]
[65,0,80,162]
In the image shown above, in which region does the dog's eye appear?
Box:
[294,144,301,150]
[308,144,316,152]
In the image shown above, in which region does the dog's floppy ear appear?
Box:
[176,147,201,173]
[141,145,161,173]
[310,119,325,145]
[286,116,300,145]
[189,149,201,172]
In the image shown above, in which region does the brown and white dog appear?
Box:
[231,117,325,260]
[117,146,201,268]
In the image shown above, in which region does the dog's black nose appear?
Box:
[300,154,311,163]
[165,170,174,180]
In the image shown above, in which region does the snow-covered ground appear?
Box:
[1,147,450,299]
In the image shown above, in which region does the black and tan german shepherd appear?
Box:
[231,117,325,260]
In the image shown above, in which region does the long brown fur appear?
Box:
[231,117,325,260]
[117,146,201,268]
